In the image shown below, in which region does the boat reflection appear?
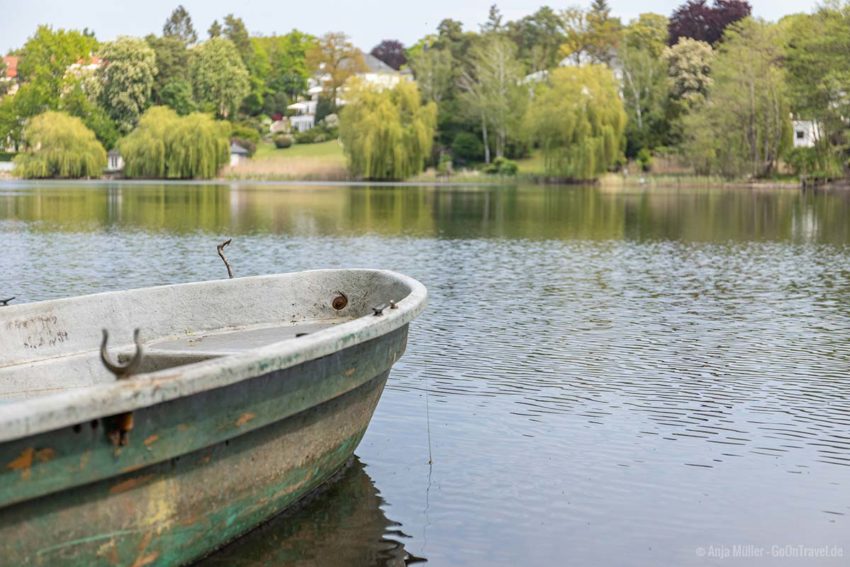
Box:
[197,457,422,566]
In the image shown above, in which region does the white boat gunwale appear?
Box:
[0,269,427,443]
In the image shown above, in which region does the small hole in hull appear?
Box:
[332,293,348,310]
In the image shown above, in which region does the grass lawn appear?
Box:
[515,151,546,175]
[253,140,345,162]
[225,140,348,180]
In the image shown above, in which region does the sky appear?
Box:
[0,0,822,54]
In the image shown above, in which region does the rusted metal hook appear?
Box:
[100,328,143,379]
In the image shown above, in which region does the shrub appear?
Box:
[786,146,842,179]
[273,134,294,149]
[452,132,484,163]
[483,157,518,176]
[322,113,339,128]
[437,152,454,176]
[230,123,260,156]
[15,111,106,178]
[637,148,653,172]
[230,124,261,143]
[118,106,229,179]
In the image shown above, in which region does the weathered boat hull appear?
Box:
[0,327,407,566]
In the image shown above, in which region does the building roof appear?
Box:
[230,142,250,156]
[3,56,18,79]
[362,53,398,74]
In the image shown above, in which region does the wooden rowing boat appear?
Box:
[0,269,427,566]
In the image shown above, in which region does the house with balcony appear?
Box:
[285,51,411,132]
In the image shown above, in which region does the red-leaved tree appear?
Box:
[668,0,752,46]
[370,40,407,70]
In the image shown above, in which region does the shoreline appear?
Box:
[0,174,807,190]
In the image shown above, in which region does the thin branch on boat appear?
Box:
[217,239,234,279]
[0,297,14,307]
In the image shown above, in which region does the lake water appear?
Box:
[2,181,849,566]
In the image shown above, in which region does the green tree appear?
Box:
[208,20,222,39]
[191,38,250,119]
[0,98,24,149]
[159,79,196,115]
[525,65,626,180]
[14,26,98,117]
[15,111,106,178]
[619,13,671,154]
[505,6,565,72]
[409,45,453,103]
[163,5,197,46]
[98,37,157,133]
[306,32,365,106]
[783,7,850,173]
[146,34,192,105]
[339,81,437,180]
[560,2,622,65]
[256,31,315,101]
[458,34,527,162]
[682,19,791,178]
[223,15,252,64]
[664,37,714,109]
[61,80,120,149]
[586,0,622,64]
[118,106,229,179]
[481,5,504,33]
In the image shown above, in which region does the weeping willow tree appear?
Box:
[526,66,626,181]
[339,81,437,180]
[15,112,106,178]
[118,106,230,179]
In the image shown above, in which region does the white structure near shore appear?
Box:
[229,142,250,166]
[792,120,821,149]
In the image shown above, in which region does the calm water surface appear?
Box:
[2,181,850,566]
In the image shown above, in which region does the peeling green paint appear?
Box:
[0,330,402,566]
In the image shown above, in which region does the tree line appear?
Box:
[4,1,850,180]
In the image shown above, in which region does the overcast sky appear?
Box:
[0,0,821,54]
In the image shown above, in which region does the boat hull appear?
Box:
[0,327,408,566]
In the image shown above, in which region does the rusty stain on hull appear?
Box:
[110,474,157,495]
[7,447,34,480]
[235,413,256,427]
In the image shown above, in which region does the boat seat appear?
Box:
[144,320,345,357]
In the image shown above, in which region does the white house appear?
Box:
[287,100,318,132]
[229,142,250,167]
[358,53,406,90]
[792,120,821,149]
[285,51,410,132]
[106,149,124,173]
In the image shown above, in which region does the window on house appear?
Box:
[796,131,805,140]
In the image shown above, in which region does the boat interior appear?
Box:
[0,271,415,401]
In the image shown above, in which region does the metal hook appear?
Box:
[100,329,143,379]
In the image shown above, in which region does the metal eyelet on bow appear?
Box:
[100,329,143,379]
